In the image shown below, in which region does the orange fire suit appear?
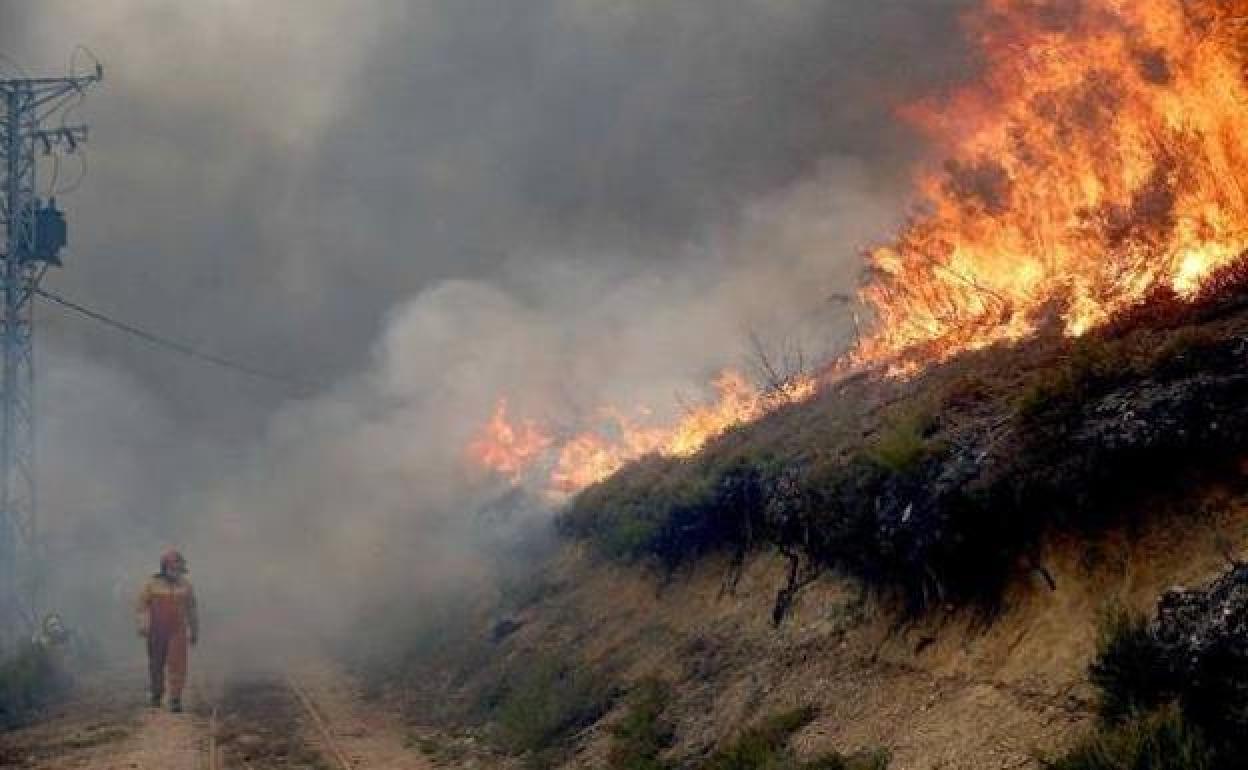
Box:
[136,574,198,700]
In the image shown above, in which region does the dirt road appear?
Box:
[0,666,205,770]
[0,661,432,769]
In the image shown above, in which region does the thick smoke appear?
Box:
[0,1,972,653]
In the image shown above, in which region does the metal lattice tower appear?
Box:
[0,67,101,632]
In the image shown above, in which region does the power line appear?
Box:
[35,287,314,392]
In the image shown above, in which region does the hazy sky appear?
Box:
[2,1,968,419]
[0,0,975,635]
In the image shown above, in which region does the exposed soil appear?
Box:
[2,658,432,770]
[214,676,330,769]
[0,666,205,770]
[291,661,431,769]
[379,474,1248,770]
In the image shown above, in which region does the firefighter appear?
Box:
[136,549,199,712]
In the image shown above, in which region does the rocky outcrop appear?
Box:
[1153,563,1248,742]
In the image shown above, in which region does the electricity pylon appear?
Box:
[0,66,101,634]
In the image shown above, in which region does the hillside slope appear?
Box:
[382,482,1245,770]
[367,275,1248,770]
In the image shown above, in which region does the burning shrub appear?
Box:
[562,296,1248,612]
[1190,253,1248,314]
[855,0,1248,372]
[1097,254,1248,342]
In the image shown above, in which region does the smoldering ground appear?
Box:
[0,1,974,661]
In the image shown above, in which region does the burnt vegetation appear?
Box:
[559,256,1248,612]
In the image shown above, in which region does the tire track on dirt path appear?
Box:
[285,660,431,770]
[285,677,354,770]
[205,661,431,769]
[6,662,431,769]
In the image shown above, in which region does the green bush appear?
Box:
[1088,605,1171,723]
[801,751,891,770]
[606,696,887,770]
[1043,708,1214,770]
[699,706,816,770]
[599,516,665,563]
[562,453,769,570]
[1067,598,1240,768]
[1017,337,1132,420]
[698,707,884,770]
[864,413,937,474]
[0,641,67,729]
[491,655,614,765]
[609,678,674,770]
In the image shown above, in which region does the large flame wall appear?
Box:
[859,0,1248,368]
[469,0,1248,495]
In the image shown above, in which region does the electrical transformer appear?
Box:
[18,198,68,265]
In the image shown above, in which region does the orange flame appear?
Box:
[470,1,1248,491]
[859,0,1248,368]
[469,370,815,496]
[466,399,553,484]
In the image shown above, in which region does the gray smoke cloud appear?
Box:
[0,0,973,650]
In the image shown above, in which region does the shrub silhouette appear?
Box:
[0,641,66,729]
[1089,605,1172,722]
[1044,707,1214,770]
